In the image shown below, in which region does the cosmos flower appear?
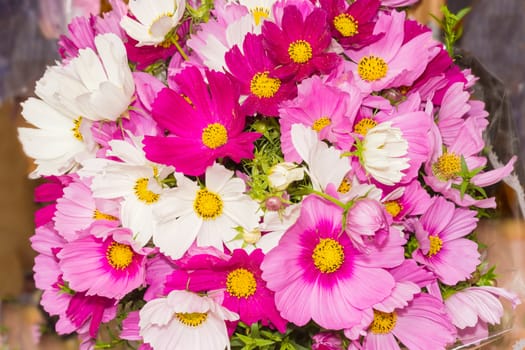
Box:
[143,66,261,176]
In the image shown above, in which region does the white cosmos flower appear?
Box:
[120,0,186,46]
[153,163,261,260]
[36,33,134,122]
[139,290,239,350]
[291,123,351,192]
[18,96,95,178]
[361,121,409,186]
[238,0,276,26]
[79,138,173,246]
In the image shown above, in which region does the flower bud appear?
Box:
[268,162,304,191]
[242,228,262,245]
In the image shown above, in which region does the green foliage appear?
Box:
[230,322,314,350]
[432,5,472,57]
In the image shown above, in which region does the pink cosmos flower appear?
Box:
[165,248,288,332]
[58,228,147,299]
[225,33,297,117]
[262,5,340,81]
[411,196,480,285]
[320,0,382,50]
[356,294,456,350]
[425,118,517,208]
[279,75,358,163]
[345,10,439,93]
[143,66,261,176]
[31,223,118,338]
[54,178,120,241]
[380,180,431,223]
[261,195,396,330]
[144,253,177,301]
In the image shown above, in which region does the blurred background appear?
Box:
[0,0,524,349]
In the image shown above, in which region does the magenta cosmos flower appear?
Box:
[58,228,147,299]
[411,196,480,285]
[262,5,340,81]
[261,195,396,330]
[225,33,297,117]
[143,66,261,176]
[165,248,287,332]
[320,0,382,49]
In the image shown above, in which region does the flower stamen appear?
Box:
[226,268,257,298]
[370,310,397,334]
[333,14,359,37]
[250,72,281,98]
[312,117,331,132]
[288,40,313,64]
[357,56,388,82]
[312,238,345,273]
[202,123,228,149]
[193,189,223,220]
[106,242,134,270]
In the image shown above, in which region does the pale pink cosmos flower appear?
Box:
[445,286,521,344]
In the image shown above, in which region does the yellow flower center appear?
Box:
[434,152,461,180]
[176,312,208,327]
[226,268,257,298]
[357,56,388,82]
[288,40,313,64]
[333,13,359,37]
[202,123,228,149]
[134,178,160,204]
[370,310,397,334]
[72,117,83,141]
[106,242,134,270]
[312,238,345,273]
[427,235,443,257]
[353,118,377,136]
[384,200,403,218]
[92,209,118,221]
[250,72,281,98]
[193,189,223,220]
[251,7,270,25]
[337,178,351,194]
[312,117,332,132]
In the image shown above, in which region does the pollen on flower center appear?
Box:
[251,7,270,25]
[226,268,257,298]
[288,40,313,64]
[134,178,160,204]
[106,242,134,270]
[427,235,443,257]
[384,200,403,218]
[354,118,377,136]
[370,310,397,334]
[333,13,359,37]
[250,72,281,98]
[72,117,83,141]
[357,56,388,82]
[202,123,228,149]
[337,178,351,194]
[193,188,223,220]
[434,152,461,180]
[93,209,118,221]
[312,238,345,273]
[176,312,208,327]
[312,117,331,132]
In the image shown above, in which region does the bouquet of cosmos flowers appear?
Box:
[18,0,522,349]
